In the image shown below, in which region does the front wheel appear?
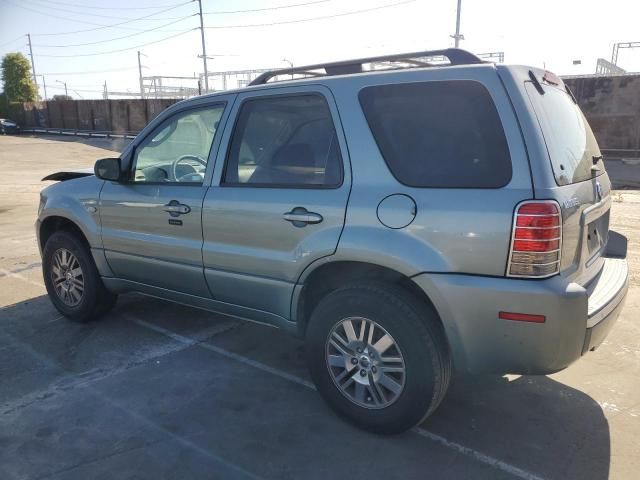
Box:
[43,230,117,322]
[306,282,451,434]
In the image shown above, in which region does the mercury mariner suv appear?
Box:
[37,49,629,434]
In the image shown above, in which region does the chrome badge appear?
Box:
[562,196,580,209]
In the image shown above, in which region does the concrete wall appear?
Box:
[564,75,640,152]
[11,98,178,133]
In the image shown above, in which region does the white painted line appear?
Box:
[412,428,545,480]
[0,267,46,289]
[0,269,551,479]
[1,322,231,416]
[133,317,545,480]
[0,262,42,278]
[134,318,315,390]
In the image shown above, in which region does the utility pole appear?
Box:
[56,80,68,98]
[36,75,48,101]
[137,51,145,99]
[451,0,464,48]
[27,33,39,97]
[197,0,209,92]
[103,81,108,100]
[42,75,47,101]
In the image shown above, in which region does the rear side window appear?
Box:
[525,82,603,185]
[223,94,342,187]
[359,81,512,188]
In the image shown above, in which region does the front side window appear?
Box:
[359,80,512,188]
[223,95,342,187]
[132,105,224,184]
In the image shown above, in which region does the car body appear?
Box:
[37,49,629,433]
[0,118,21,134]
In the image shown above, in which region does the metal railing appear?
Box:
[22,127,138,139]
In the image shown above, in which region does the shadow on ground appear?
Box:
[0,293,610,480]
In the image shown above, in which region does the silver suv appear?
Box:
[37,49,629,434]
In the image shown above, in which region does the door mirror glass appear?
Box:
[94,157,122,182]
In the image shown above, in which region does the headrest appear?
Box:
[272,143,315,168]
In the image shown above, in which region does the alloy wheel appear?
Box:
[51,248,84,307]
[326,317,406,409]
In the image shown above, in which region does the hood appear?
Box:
[42,168,94,182]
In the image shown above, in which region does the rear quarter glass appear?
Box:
[525,82,604,186]
[358,80,512,188]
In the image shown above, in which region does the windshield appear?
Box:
[526,82,603,185]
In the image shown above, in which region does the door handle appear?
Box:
[283,208,323,226]
[163,200,191,216]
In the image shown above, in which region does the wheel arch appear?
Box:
[39,215,91,253]
[293,260,445,339]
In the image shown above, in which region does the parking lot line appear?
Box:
[0,267,47,288]
[1,269,544,480]
[131,317,545,480]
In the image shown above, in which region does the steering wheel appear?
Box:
[171,154,207,182]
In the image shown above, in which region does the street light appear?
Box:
[282,58,294,80]
[56,80,68,98]
[450,0,464,48]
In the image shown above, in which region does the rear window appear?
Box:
[358,80,512,188]
[525,82,603,185]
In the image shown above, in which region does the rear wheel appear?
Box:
[43,230,117,322]
[306,282,451,434]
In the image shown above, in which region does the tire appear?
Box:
[306,282,451,434]
[43,230,117,322]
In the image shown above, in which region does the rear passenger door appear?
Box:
[202,86,351,320]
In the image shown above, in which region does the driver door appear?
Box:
[99,101,229,296]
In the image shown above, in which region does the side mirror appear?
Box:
[94,157,123,182]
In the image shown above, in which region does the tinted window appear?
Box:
[359,81,512,188]
[223,95,342,187]
[525,82,603,185]
[133,106,224,184]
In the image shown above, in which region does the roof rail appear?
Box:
[249,48,484,86]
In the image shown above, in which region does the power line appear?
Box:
[0,34,25,48]
[48,84,105,93]
[204,0,329,15]
[35,28,198,57]
[11,0,193,36]
[28,0,190,21]
[205,0,416,29]
[33,15,196,48]
[32,0,186,11]
[41,66,140,75]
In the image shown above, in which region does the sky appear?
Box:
[1,0,639,100]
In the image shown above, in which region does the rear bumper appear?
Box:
[583,256,628,354]
[412,255,628,375]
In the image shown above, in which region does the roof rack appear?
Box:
[249,48,484,86]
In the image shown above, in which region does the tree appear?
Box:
[1,52,37,103]
[51,94,73,101]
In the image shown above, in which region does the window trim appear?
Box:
[358,79,513,190]
[128,102,227,186]
[220,92,344,190]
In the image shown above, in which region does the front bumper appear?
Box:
[412,255,628,375]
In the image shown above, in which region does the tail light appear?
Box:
[507,200,562,278]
